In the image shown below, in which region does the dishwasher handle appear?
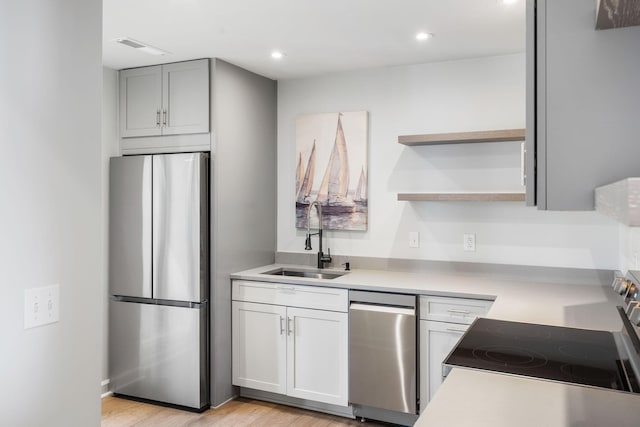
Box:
[349,302,415,316]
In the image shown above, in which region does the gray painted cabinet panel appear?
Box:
[119,59,209,139]
[530,0,640,210]
[119,66,162,138]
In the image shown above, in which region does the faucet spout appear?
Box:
[305,201,332,269]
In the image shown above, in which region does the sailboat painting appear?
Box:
[295,111,368,231]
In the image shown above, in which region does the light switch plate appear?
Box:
[463,233,476,252]
[24,284,59,329]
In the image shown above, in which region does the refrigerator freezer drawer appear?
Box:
[109,300,209,410]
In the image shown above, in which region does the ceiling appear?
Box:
[103,0,525,80]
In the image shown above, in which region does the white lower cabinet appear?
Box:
[419,320,468,409]
[419,296,492,413]
[232,301,287,394]
[232,281,349,407]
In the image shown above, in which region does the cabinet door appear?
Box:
[419,320,468,412]
[232,301,286,394]
[120,65,162,137]
[162,59,209,135]
[286,307,348,406]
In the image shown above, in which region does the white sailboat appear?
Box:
[296,140,316,203]
[316,114,349,203]
[295,152,304,196]
[353,166,367,203]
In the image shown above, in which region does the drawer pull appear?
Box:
[447,309,471,315]
[446,327,467,333]
[277,286,296,291]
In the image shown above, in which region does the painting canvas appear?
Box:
[295,111,368,231]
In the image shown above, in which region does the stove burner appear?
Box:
[444,318,634,393]
[558,343,612,361]
[560,364,619,388]
[472,345,549,369]
[487,324,552,341]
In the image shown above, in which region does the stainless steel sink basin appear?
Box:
[261,267,346,280]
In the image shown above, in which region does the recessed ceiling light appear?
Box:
[415,32,433,41]
[502,0,518,4]
[113,37,170,56]
[271,51,285,60]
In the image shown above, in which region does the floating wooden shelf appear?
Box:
[397,193,526,202]
[398,128,525,146]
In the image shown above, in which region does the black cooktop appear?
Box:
[444,318,628,392]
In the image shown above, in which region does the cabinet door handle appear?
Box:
[287,317,294,336]
[446,327,467,333]
[279,316,285,335]
[447,309,471,315]
[156,109,161,126]
[162,109,167,126]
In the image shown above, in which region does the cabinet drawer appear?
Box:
[232,280,348,312]
[419,296,492,324]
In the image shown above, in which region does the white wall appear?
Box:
[0,1,103,426]
[277,54,620,269]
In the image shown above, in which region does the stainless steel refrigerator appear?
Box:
[108,152,209,411]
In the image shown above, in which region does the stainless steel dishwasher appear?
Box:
[349,290,418,425]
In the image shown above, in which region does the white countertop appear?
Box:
[231,264,639,426]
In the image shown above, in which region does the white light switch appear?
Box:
[24,284,59,329]
[463,233,476,252]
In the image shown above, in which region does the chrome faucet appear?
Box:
[305,200,332,269]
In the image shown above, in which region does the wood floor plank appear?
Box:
[101,396,388,426]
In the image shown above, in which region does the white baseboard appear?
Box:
[101,379,110,398]
[211,394,237,409]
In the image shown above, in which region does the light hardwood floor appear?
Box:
[101,396,389,426]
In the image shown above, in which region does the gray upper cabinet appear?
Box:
[527,0,640,210]
[119,66,163,138]
[120,59,209,138]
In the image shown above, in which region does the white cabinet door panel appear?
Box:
[119,65,162,137]
[232,301,286,394]
[286,307,348,406]
[419,320,468,413]
[162,59,209,135]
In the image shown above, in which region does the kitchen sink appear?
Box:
[261,267,346,280]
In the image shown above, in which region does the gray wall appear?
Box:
[0,1,103,426]
[210,59,277,405]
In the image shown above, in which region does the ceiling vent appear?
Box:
[113,37,170,56]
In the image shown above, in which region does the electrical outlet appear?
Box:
[463,233,476,252]
[409,231,420,248]
[24,284,59,329]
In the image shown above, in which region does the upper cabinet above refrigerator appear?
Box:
[119,59,211,154]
